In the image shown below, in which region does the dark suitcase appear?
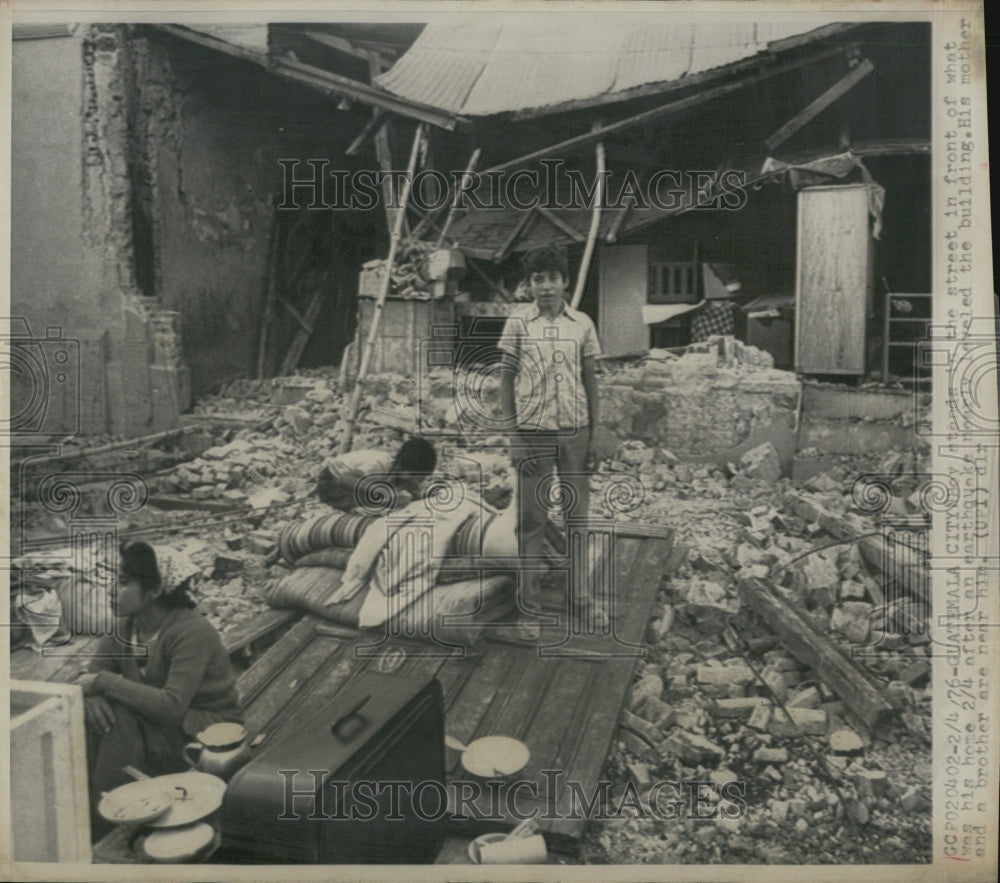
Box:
[219,673,446,864]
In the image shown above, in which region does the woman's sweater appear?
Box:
[90,607,243,735]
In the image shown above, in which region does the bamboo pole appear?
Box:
[570,135,606,309]
[435,147,481,247]
[339,123,426,455]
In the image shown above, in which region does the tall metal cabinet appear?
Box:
[795,184,875,375]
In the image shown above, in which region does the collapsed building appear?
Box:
[9,16,935,868]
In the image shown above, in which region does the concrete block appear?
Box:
[661,730,725,765]
[739,442,783,481]
[799,418,918,455]
[831,601,874,644]
[802,385,911,421]
[767,707,827,737]
[713,697,771,719]
[752,746,788,764]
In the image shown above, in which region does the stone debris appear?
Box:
[739,442,783,481]
[11,356,932,866]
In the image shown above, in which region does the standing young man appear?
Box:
[498,245,602,608]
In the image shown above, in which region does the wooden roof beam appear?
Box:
[154,25,467,131]
[765,57,875,152]
[485,43,851,175]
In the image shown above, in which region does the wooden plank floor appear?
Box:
[17,523,673,860]
[229,523,674,855]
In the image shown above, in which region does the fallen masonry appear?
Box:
[10,354,933,866]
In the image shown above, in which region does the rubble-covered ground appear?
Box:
[15,362,932,863]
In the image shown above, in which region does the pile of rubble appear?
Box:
[358,239,450,300]
[15,351,932,864]
[579,438,932,864]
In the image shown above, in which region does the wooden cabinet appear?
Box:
[795,185,875,375]
[599,244,649,357]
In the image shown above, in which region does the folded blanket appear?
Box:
[278,512,377,563]
[264,566,513,645]
[336,498,480,628]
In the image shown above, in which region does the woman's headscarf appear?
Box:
[154,547,202,594]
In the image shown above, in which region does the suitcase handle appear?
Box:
[330,694,371,741]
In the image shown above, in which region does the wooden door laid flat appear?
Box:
[795,185,874,374]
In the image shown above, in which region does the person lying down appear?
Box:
[315,436,438,511]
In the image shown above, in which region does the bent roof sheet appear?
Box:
[376,17,853,117]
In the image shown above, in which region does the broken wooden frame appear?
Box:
[739,577,895,732]
[484,43,854,176]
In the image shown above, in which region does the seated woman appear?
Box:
[78,541,243,839]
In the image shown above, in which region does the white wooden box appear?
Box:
[10,680,92,862]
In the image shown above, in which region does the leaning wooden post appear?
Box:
[570,133,605,309]
[339,123,426,455]
[435,147,481,247]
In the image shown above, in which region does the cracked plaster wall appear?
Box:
[12,26,151,436]
[133,36,364,396]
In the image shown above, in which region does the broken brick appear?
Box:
[247,531,278,556]
[831,601,874,644]
[638,696,676,728]
[621,709,664,747]
[828,727,865,754]
[787,686,821,709]
[696,664,754,686]
[752,746,788,764]
[713,697,771,720]
[739,442,782,482]
[629,674,664,711]
[852,769,889,800]
[747,705,772,731]
[767,707,827,737]
[661,730,725,765]
[896,659,931,687]
[212,554,243,577]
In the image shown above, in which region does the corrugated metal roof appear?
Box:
[376,18,855,117]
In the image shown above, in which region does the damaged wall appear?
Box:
[11,25,165,437]
[133,33,385,396]
[598,343,801,456]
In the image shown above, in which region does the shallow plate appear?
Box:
[145,772,227,828]
[198,721,247,750]
[98,780,173,826]
[462,736,530,778]
[142,822,215,862]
